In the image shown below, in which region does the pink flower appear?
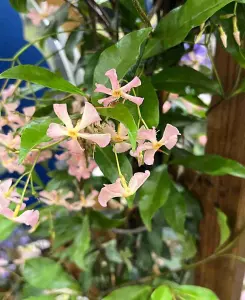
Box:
[95,69,144,107]
[0,179,20,210]
[47,102,111,152]
[98,170,150,207]
[23,106,36,122]
[0,207,39,228]
[198,135,207,146]
[67,190,99,210]
[0,132,20,153]
[1,84,16,101]
[162,101,172,113]
[104,122,131,153]
[0,102,24,130]
[39,190,74,208]
[136,124,180,165]
[0,152,25,174]
[27,1,59,26]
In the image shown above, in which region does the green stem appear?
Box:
[38,137,67,151]
[13,152,41,217]
[113,146,123,178]
[132,0,152,28]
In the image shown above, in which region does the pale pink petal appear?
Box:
[4,102,19,113]
[47,5,59,15]
[117,123,128,138]
[0,196,10,210]
[121,92,144,105]
[66,139,84,156]
[198,135,207,146]
[14,210,39,227]
[47,123,67,139]
[76,102,101,130]
[78,133,111,147]
[105,69,120,90]
[160,124,180,150]
[53,104,73,129]
[98,96,117,107]
[27,11,42,26]
[103,123,117,137]
[2,85,16,101]
[40,1,48,12]
[98,179,124,207]
[0,207,14,219]
[162,101,172,113]
[94,84,112,95]
[138,127,157,142]
[115,142,132,153]
[121,77,141,93]
[0,179,12,194]
[144,149,157,165]
[23,106,35,117]
[128,170,150,193]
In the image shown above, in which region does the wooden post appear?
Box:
[193,44,245,299]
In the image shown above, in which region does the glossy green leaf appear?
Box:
[90,211,124,229]
[151,285,172,300]
[9,0,27,12]
[70,216,91,270]
[0,215,17,241]
[136,76,159,127]
[139,165,171,231]
[171,150,245,178]
[163,183,187,234]
[22,257,79,290]
[216,208,231,247]
[174,285,219,300]
[0,65,84,96]
[97,104,137,148]
[152,66,221,95]
[92,28,152,104]
[19,117,55,163]
[144,0,237,58]
[103,285,152,300]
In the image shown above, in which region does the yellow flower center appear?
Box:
[67,128,79,139]
[80,195,86,206]
[123,187,133,198]
[113,135,124,143]
[153,142,163,150]
[112,89,122,98]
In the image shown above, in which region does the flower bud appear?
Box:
[232,16,241,46]
[218,25,227,48]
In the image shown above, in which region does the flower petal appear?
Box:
[47,123,68,139]
[144,149,157,165]
[94,84,112,95]
[66,139,84,157]
[14,210,39,227]
[98,179,124,207]
[77,102,101,130]
[128,170,150,193]
[105,69,120,90]
[53,104,73,129]
[121,77,141,93]
[115,142,132,153]
[161,124,180,150]
[79,133,111,147]
[23,106,35,118]
[98,96,117,107]
[117,123,128,138]
[138,127,157,142]
[121,92,144,106]
[0,179,12,194]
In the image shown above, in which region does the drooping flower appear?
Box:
[136,124,180,165]
[27,1,59,26]
[104,121,131,153]
[98,170,150,207]
[47,102,111,152]
[95,69,144,106]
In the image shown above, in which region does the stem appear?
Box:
[132,0,152,28]
[13,152,41,217]
[113,146,123,178]
[38,137,67,151]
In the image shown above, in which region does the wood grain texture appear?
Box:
[193,44,245,300]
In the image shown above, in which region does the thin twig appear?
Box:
[112,226,147,234]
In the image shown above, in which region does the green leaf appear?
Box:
[139,165,171,231]
[216,208,231,247]
[92,28,152,104]
[94,145,132,183]
[0,215,17,240]
[136,75,159,127]
[19,117,55,163]
[103,285,152,300]
[22,257,79,290]
[171,150,245,178]
[90,211,124,229]
[233,77,245,95]
[163,183,187,234]
[151,285,172,300]
[65,31,84,62]
[84,52,101,93]
[9,0,27,12]
[144,0,237,58]
[152,66,221,95]
[70,216,91,270]
[174,285,219,300]
[0,65,84,96]
[183,95,208,109]
[24,297,55,300]
[97,104,138,148]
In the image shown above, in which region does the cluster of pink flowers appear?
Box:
[0,69,180,229]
